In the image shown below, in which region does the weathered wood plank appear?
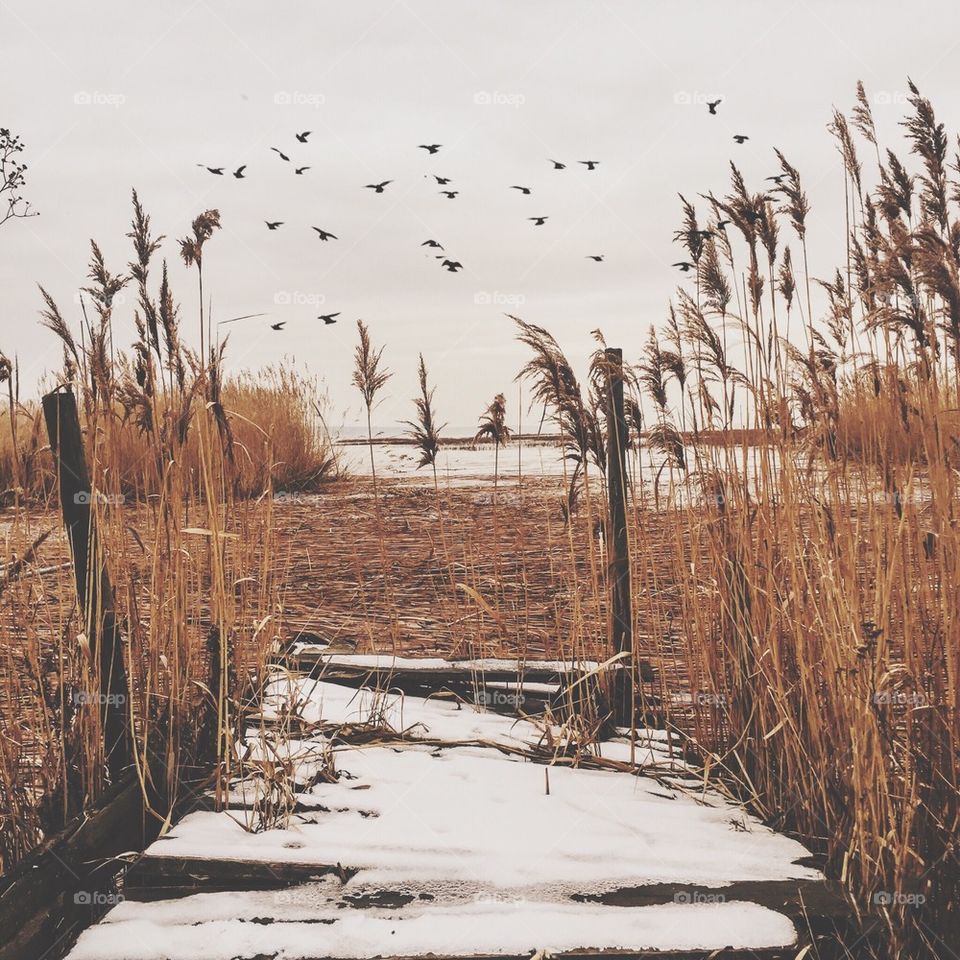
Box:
[0,776,149,960]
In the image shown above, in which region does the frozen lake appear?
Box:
[337,438,573,483]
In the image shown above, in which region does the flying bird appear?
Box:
[672,261,694,272]
[578,160,599,170]
[419,144,442,154]
[296,131,311,143]
[733,134,749,144]
[766,174,785,184]
[440,190,459,199]
[707,99,722,115]
[716,219,731,230]
[441,259,463,272]
[312,227,337,240]
[433,176,451,185]
[422,239,444,249]
[548,159,566,169]
[271,322,286,331]
[198,165,224,175]
[528,216,549,226]
[586,255,604,262]
[295,166,310,175]
[271,147,290,161]
[265,221,284,230]
[232,165,247,178]
[318,313,340,325]
[365,180,393,193]
[510,185,532,194]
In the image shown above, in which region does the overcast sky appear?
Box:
[3,0,960,433]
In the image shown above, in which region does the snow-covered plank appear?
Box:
[65,680,839,960]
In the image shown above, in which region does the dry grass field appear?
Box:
[3,81,960,958]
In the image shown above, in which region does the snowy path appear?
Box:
[66,674,834,960]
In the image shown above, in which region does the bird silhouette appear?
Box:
[441,259,463,272]
[318,313,340,325]
[233,165,247,178]
[440,190,459,199]
[433,176,451,185]
[198,165,224,175]
[271,322,286,331]
[766,174,785,184]
[271,148,290,161]
[578,160,599,170]
[716,219,731,230]
[296,131,311,143]
[672,261,694,272]
[295,166,310,175]
[265,221,284,230]
[529,216,549,226]
[419,144,442,154]
[548,159,566,169]
[365,181,393,193]
[733,134,749,144]
[510,185,532,194]
[422,239,444,249]
[707,99,722,114]
[312,227,337,240]
[586,255,604,262]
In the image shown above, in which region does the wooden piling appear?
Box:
[42,388,131,780]
[604,348,633,724]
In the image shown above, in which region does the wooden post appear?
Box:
[604,348,633,724]
[42,388,130,780]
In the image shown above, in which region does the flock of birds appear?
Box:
[201,99,747,331]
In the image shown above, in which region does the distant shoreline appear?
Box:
[338,428,769,448]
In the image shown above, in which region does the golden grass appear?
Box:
[4,81,960,960]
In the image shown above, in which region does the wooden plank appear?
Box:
[0,776,150,960]
[125,855,352,895]
[604,347,633,724]
[278,651,655,686]
[42,388,131,778]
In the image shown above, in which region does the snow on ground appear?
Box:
[66,678,822,959]
[68,898,798,960]
[146,742,819,892]
[285,650,606,676]
[261,674,552,749]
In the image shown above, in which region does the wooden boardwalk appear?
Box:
[63,659,847,960]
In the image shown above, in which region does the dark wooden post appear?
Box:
[604,348,633,724]
[43,388,130,780]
